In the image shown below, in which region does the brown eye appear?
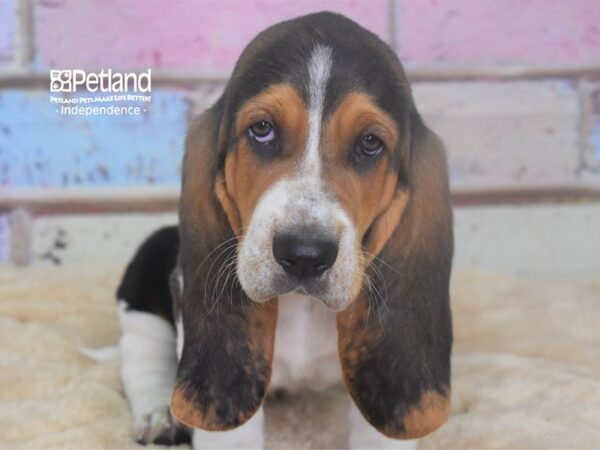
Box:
[248,121,275,143]
[358,134,384,158]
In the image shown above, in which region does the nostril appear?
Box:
[280,258,297,267]
[313,263,329,274]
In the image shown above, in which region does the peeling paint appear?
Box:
[0,89,188,187]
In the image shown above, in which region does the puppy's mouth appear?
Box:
[242,270,352,312]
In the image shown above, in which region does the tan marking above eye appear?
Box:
[326,92,399,157]
[322,92,402,244]
[223,83,309,228]
[235,83,308,142]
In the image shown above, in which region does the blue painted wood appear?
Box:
[0,89,188,187]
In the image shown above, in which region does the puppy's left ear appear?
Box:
[338,120,453,439]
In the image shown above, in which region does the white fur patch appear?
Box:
[176,314,184,361]
[303,45,333,175]
[177,274,184,294]
[270,293,342,392]
[117,300,178,422]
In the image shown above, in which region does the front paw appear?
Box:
[135,406,191,446]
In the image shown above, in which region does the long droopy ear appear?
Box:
[171,103,278,431]
[337,121,453,439]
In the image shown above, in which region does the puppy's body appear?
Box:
[118,11,453,449]
[118,229,402,448]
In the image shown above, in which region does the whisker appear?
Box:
[357,265,388,329]
[202,242,239,309]
[206,252,239,317]
[214,255,239,309]
[361,249,404,277]
[197,236,239,268]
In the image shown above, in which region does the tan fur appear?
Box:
[323,92,403,241]
[224,83,308,230]
[215,175,242,235]
[246,300,278,362]
[336,292,380,365]
[171,386,256,432]
[391,390,451,440]
[180,111,228,246]
[171,387,214,430]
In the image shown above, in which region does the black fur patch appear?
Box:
[341,250,452,432]
[116,226,179,326]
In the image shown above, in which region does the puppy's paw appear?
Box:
[135,406,191,446]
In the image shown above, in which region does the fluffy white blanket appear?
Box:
[0,267,598,448]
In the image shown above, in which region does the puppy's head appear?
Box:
[218,18,415,311]
[173,12,453,440]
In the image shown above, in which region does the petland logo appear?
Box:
[50,69,152,93]
[49,69,152,116]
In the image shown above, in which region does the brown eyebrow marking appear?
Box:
[224,83,309,228]
[320,91,402,244]
[235,83,307,137]
[325,92,399,155]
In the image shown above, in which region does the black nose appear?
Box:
[272,231,338,279]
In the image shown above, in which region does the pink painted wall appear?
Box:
[34,0,390,71]
[34,0,600,71]
[397,0,600,64]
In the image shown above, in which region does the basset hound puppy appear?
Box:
[116,11,453,449]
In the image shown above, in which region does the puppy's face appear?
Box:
[219,43,410,311]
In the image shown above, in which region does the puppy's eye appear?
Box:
[248,121,275,144]
[357,134,384,159]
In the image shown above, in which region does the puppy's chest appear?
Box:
[270,293,342,392]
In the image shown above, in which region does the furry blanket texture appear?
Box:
[0,266,598,449]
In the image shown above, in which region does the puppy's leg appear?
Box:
[117,226,190,445]
[192,407,265,450]
[348,401,417,449]
[118,302,189,445]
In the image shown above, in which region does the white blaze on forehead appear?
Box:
[236,45,360,310]
[303,45,333,175]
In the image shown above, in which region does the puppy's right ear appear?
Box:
[171,103,278,431]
